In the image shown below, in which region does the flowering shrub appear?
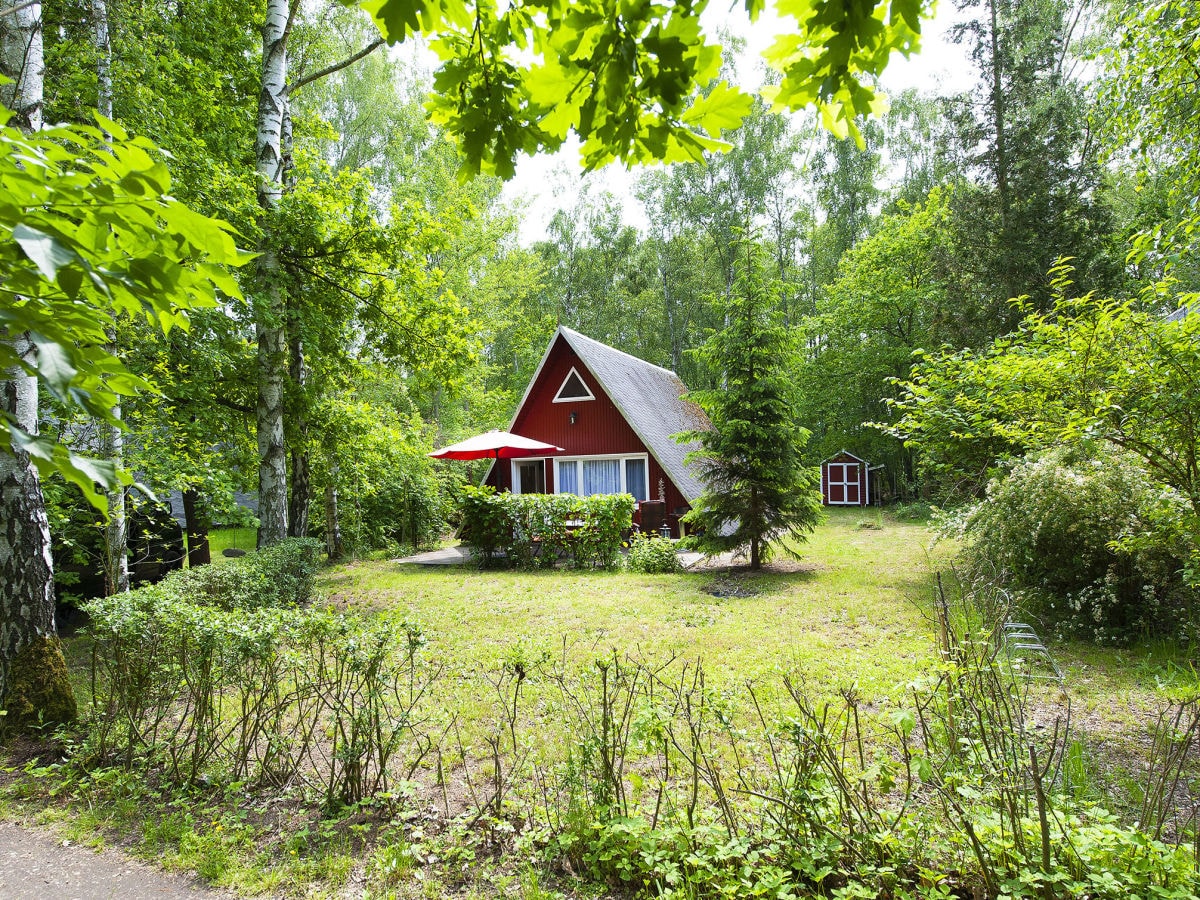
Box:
[626,531,682,574]
[459,486,633,569]
[950,445,1196,643]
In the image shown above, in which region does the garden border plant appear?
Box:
[6,545,1198,898]
[459,486,633,570]
[80,538,445,809]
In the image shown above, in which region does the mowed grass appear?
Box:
[317,508,1189,765]
[12,506,1190,897]
[320,508,950,727]
[206,526,257,562]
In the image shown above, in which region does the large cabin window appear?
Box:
[553,454,649,499]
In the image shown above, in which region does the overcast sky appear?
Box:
[500,3,973,245]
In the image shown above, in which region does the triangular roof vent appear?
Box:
[553,367,594,402]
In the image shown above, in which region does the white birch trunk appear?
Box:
[0,2,74,728]
[254,0,292,547]
[0,336,57,699]
[0,0,43,131]
[92,0,128,592]
[96,399,128,594]
[92,0,111,120]
[324,475,343,561]
[0,2,74,726]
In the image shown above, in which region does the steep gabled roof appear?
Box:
[511,327,712,502]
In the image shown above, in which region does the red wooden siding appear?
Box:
[486,334,691,534]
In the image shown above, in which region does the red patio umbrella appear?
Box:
[428,430,563,460]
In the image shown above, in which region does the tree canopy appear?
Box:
[0,113,247,508]
[365,0,932,175]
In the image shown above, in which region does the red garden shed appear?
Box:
[821,451,872,507]
[483,327,711,537]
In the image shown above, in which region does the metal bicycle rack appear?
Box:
[1000,621,1065,684]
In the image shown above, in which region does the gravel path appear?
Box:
[0,821,232,899]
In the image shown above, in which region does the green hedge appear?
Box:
[81,537,439,804]
[131,536,322,612]
[459,487,633,569]
[83,590,437,805]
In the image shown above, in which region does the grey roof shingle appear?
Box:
[557,328,711,503]
[1165,303,1197,323]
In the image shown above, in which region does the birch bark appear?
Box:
[324,477,344,560]
[0,337,59,702]
[254,0,293,547]
[0,0,75,725]
[92,0,129,593]
[252,1,383,547]
[0,0,41,131]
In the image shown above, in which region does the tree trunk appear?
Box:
[0,334,76,729]
[92,0,112,121]
[988,0,1011,255]
[325,476,344,561]
[0,1,76,730]
[92,0,129,592]
[287,312,310,539]
[254,0,292,548]
[182,488,211,567]
[97,415,128,594]
[0,0,43,132]
[289,449,310,538]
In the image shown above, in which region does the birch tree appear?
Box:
[0,0,76,729]
[253,0,292,546]
[252,0,390,546]
[90,0,129,594]
[0,77,244,737]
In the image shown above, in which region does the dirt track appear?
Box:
[0,820,230,899]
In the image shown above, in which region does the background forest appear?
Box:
[17,0,1200,583]
[5,2,1200,896]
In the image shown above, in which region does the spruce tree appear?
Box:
[678,238,822,570]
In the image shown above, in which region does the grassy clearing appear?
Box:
[327,508,941,701]
[322,508,1186,772]
[207,527,258,562]
[4,507,1195,898]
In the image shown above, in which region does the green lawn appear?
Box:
[324,508,944,707]
[206,526,257,562]
[320,507,1185,771]
[7,507,1191,898]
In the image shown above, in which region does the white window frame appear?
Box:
[552,452,650,499]
[552,366,595,403]
[510,458,547,495]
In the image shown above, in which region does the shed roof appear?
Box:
[823,449,867,464]
[513,327,712,502]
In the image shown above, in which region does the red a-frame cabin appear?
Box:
[484,327,710,538]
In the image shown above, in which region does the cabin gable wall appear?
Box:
[485,335,690,530]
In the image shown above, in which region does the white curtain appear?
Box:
[583,459,622,495]
[557,460,578,494]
